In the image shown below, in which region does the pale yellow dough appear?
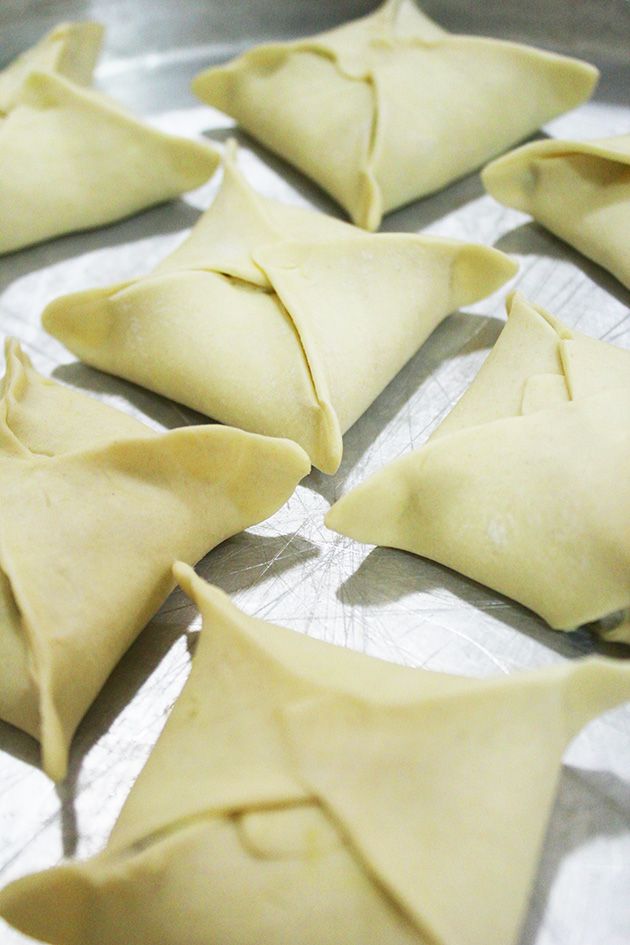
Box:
[0,22,102,111]
[327,293,630,640]
[483,134,630,290]
[0,341,309,780]
[0,22,219,255]
[42,142,516,473]
[193,0,598,229]
[2,566,630,945]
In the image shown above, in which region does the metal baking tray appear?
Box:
[1,2,629,943]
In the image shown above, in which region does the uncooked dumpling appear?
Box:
[327,293,630,641]
[0,340,309,780]
[193,0,598,229]
[1,565,629,945]
[0,22,219,254]
[482,134,630,289]
[43,142,516,473]
[0,21,103,111]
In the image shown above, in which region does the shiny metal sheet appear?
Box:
[1,2,629,944]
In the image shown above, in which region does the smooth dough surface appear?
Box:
[0,22,102,112]
[43,142,516,473]
[0,341,309,780]
[327,293,630,640]
[0,22,219,254]
[193,0,598,228]
[1,567,629,945]
[483,134,630,289]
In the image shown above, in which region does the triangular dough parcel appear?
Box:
[2,567,629,945]
[327,293,630,640]
[0,341,309,780]
[43,143,516,473]
[193,0,598,229]
[0,21,103,112]
[0,23,219,255]
[483,134,630,290]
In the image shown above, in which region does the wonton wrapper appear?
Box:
[482,134,630,290]
[327,293,630,640]
[43,143,516,474]
[0,341,309,780]
[193,0,598,229]
[2,566,630,945]
[0,22,219,255]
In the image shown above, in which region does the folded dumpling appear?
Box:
[43,142,516,473]
[0,21,103,111]
[193,0,598,230]
[327,293,630,641]
[2,565,629,945]
[0,340,309,780]
[482,134,630,290]
[0,22,219,254]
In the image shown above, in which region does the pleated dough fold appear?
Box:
[0,21,103,112]
[43,143,516,473]
[193,0,598,229]
[327,293,630,640]
[2,566,629,945]
[0,341,309,780]
[482,134,630,290]
[0,23,219,255]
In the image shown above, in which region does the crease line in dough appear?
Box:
[0,538,61,777]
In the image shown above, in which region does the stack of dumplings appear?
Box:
[1,2,629,945]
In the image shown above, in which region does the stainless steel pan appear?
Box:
[0,3,629,943]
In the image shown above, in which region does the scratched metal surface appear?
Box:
[1,2,630,944]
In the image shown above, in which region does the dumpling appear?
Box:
[0,22,219,255]
[192,0,598,229]
[0,340,309,780]
[1,565,629,945]
[0,21,103,111]
[482,134,630,290]
[43,142,517,474]
[326,293,630,641]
